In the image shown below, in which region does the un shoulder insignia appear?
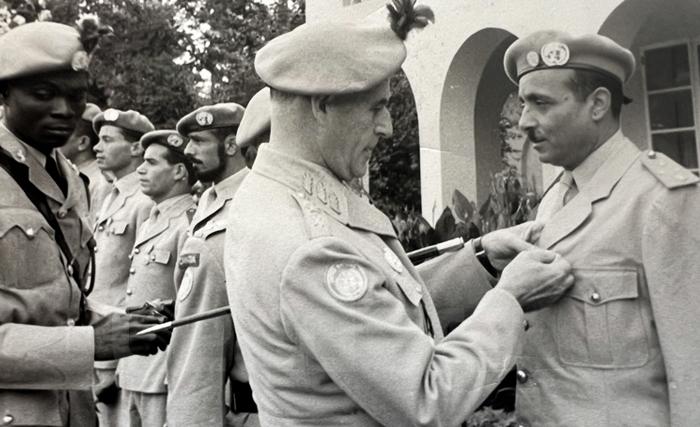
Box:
[326,263,368,302]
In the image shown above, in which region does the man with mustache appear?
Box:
[91,108,156,426]
[504,31,700,426]
[0,21,170,427]
[222,2,574,425]
[167,103,260,426]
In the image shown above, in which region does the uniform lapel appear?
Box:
[537,136,640,249]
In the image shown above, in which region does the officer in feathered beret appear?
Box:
[503,30,700,427]
[0,20,169,427]
[117,129,196,427]
[166,102,259,426]
[90,107,157,427]
[222,1,573,425]
[236,87,271,168]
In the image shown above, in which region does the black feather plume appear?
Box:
[386,0,435,41]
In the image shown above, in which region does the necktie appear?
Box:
[45,156,67,196]
[561,172,578,206]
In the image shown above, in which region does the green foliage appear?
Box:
[370,71,421,216]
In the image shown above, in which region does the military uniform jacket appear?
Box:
[224,146,527,426]
[166,168,255,427]
[0,127,96,426]
[116,194,195,394]
[517,132,700,427]
[91,171,153,308]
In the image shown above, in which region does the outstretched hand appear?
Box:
[481,220,544,270]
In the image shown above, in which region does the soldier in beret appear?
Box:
[167,102,259,426]
[504,31,700,427]
[223,1,574,425]
[236,87,271,168]
[0,21,170,427]
[116,130,197,427]
[91,108,156,426]
[58,102,113,226]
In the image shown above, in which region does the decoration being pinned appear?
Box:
[386,0,435,41]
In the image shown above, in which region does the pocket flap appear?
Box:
[152,249,171,265]
[569,268,638,305]
[0,208,54,239]
[110,221,128,235]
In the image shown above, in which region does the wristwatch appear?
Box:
[472,236,499,278]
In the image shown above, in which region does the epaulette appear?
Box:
[291,191,332,239]
[641,150,699,189]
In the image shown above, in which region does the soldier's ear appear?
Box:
[173,163,187,182]
[76,135,92,152]
[224,134,238,156]
[311,95,331,121]
[130,140,144,157]
[589,87,611,122]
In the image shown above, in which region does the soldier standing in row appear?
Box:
[116,130,197,426]
[0,21,170,427]
[167,103,259,426]
[90,108,155,426]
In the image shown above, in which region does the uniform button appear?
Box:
[66,318,75,326]
[98,225,104,232]
[2,414,13,425]
[66,265,74,276]
[150,255,156,262]
[523,319,530,331]
[590,292,601,303]
[134,248,140,254]
[25,227,35,239]
[647,150,656,159]
[126,289,133,296]
[129,268,135,275]
[516,369,529,384]
[58,210,67,218]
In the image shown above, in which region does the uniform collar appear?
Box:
[0,121,53,167]
[154,193,192,217]
[252,145,395,238]
[213,167,249,201]
[113,170,142,196]
[571,129,624,190]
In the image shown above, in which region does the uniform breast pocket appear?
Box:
[110,220,128,235]
[555,268,649,368]
[151,249,171,265]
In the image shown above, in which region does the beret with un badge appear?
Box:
[236,87,271,148]
[92,108,155,135]
[255,0,434,96]
[504,30,636,84]
[176,103,245,136]
[0,18,111,81]
[140,130,188,155]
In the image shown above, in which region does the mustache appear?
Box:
[186,153,202,165]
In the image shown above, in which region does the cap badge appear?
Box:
[71,51,89,71]
[326,263,368,302]
[526,51,540,67]
[167,134,184,147]
[384,247,403,273]
[104,109,120,122]
[196,111,214,127]
[541,42,570,67]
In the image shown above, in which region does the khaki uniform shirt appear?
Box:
[91,171,153,308]
[224,146,526,426]
[116,194,195,394]
[0,126,96,426]
[167,169,257,427]
[517,131,700,427]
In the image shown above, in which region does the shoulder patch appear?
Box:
[641,150,699,189]
[291,191,332,239]
[326,263,368,302]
